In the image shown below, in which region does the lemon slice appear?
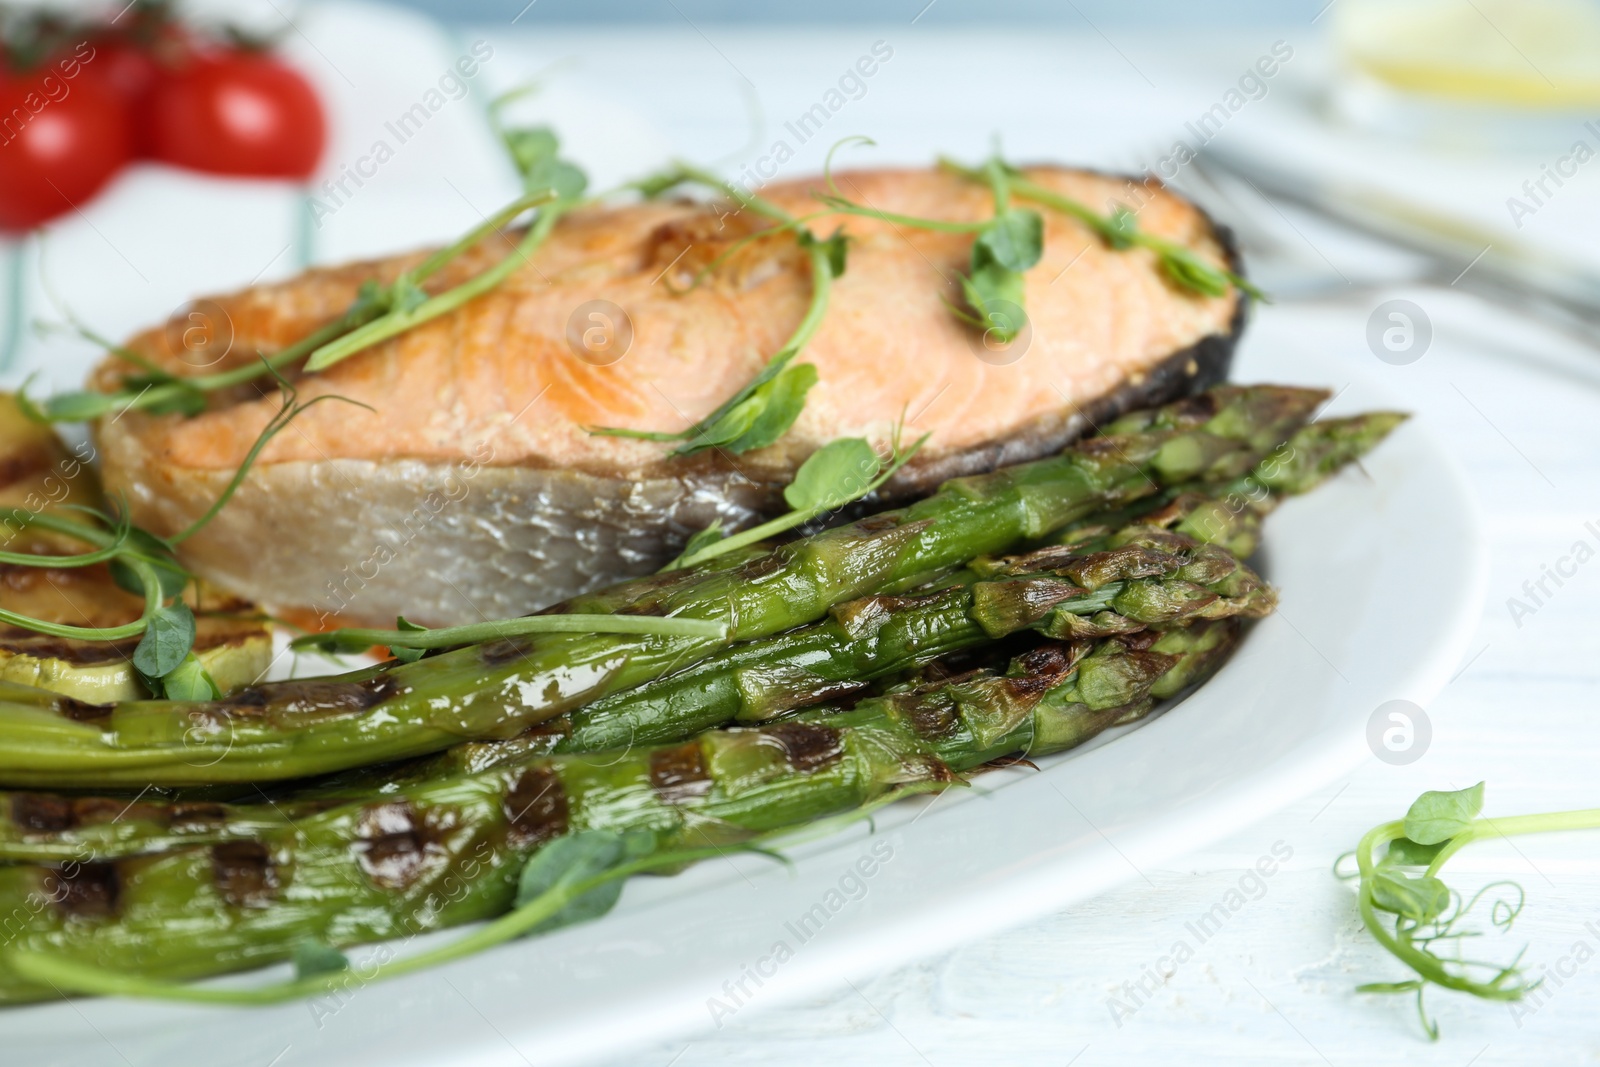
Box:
[1335,0,1600,108]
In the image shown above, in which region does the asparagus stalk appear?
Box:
[0,620,1239,1003]
[0,385,1324,789]
[427,411,1401,774]
[0,519,1273,853]
[297,515,1276,795]
[1044,411,1409,560]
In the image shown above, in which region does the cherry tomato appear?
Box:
[148,50,324,179]
[71,36,163,156]
[0,60,133,232]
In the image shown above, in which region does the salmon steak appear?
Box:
[94,166,1245,627]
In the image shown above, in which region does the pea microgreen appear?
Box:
[811,144,1038,344]
[289,612,729,660]
[590,162,842,456]
[666,423,928,571]
[1343,782,1600,1039]
[938,156,1266,301]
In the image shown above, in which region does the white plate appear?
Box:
[7,338,1485,1067]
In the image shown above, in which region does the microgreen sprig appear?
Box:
[290,612,730,660]
[1345,782,1600,1039]
[590,161,843,457]
[938,156,1264,301]
[812,142,1040,344]
[666,423,928,570]
[0,368,358,695]
[26,183,567,422]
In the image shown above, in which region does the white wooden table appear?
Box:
[13,7,1600,1064]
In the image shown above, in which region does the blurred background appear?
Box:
[4,0,1600,394]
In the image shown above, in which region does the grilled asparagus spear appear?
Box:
[0,385,1323,788]
[0,520,1271,822]
[0,620,1238,1003]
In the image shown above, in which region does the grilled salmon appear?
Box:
[94,166,1244,627]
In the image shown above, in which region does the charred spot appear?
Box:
[479,637,532,667]
[1117,630,1161,652]
[638,211,767,280]
[981,754,1041,772]
[1165,392,1219,427]
[355,800,442,891]
[992,544,1081,576]
[0,634,142,666]
[227,676,397,714]
[1010,642,1084,690]
[503,766,569,846]
[12,793,76,834]
[50,862,120,919]
[649,742,711,804]
[69,797,127,825]
[899,694,960,740]
[853,515,902,534]
[763,722,845,772]
[169,802,228,826]
[56,696,114,722]
[212,841,279,907]
[830,590,949,639]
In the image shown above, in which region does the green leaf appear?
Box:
[1370,868,1451,922]
[1403,782,1485,846]
[502,126,588,200]
[107,525,190,600]
[679,521,725,560]
[723,361,818,455]
[347,279,390,318]
[132,602,197,679]
[1382,836,1447,868]
[797,228,849,278]
[784,437,882,513]
[390,277,430,314]
[389,616,428,663]
[957,258,1028,344]
[515,830,656,934]
[159,654,222,700]
[292,939,350,980]
[975,209,1043,272]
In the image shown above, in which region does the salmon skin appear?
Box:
[94,166,1245,627]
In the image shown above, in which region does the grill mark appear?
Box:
[212,841,279,907]
[503,766,569,846]
[763,722,845,772]
[1118,630,1161,652]
[354,800,442,890]
[830,590,950,640]
[169,802,228,826]
[479,637,532,667]
[12,793,75,833]
[0,625,258,667]
[57,696,114,722]
[899,694,960,740]
[1003,642,1084,698]
[51,862,120,918]
[648,742,711,804]
[226,675,398,714]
